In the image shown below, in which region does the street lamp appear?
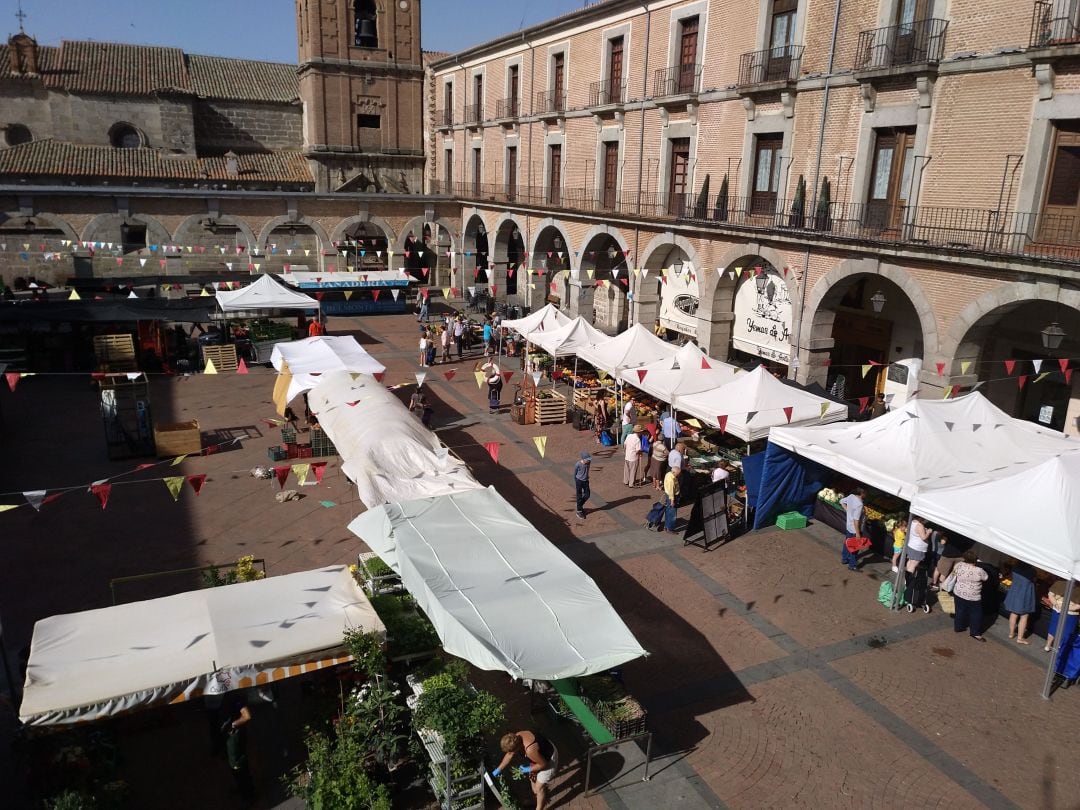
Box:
[755,268,769,295]
[870,290,886,314]
[1042,321,1066,350]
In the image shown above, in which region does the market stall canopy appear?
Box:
[576,323,678,376]
[349,486,647,680]
[529,316,609,357]
[502,303,572,337]
[913,453,1080,580]
[19,566,383,727]
[215,274,319,312]
[278,270,410,289]
[617,341,739,405]
[306,370,483,508]
[677,366,848,441]
[270,336,386,410]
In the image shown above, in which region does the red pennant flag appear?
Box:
[490,284,497,295]
[273,465,291,489]
[474,268,481,279]
[1059,358,1070,374]
[484,442,500,464]
[858,396,870,413]
[421,288,429,299]
[372,290,381,302]
[5,372,20,392]
[443,370,456,381]
[90,483,111,510]
[346,400,360,407]
[701,357,711,369]
[115,257,123,266]
[717,415,728,434]
[783,406,793,423]
[312,461,328,483]
[314,292,325,301]
[1004,359,1016,375]
[822,358,832,367]
[373,372,385,383]
[187,474,207,496]
[1018,375,1028,390]
[1067,369,1074,385]
[502,370,514,383]
[935,362,945,376]
[91,373,106,381]
[237,358,249,374]
[868,360,882,366]
[783,266,789,277]
[636,369,648,383]
[203,444,218,456]
[136,463,156,470]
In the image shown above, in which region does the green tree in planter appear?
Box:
[788,175,807,228]
[344,626,386,677]
[693,174,711,220]
[715,173,729,221]
[413,666,505,765]
[815,176,833,231]
[288,729,392,810]
[344,678,410,770]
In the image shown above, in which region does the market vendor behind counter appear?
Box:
[815,485,907,555]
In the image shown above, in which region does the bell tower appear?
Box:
[296,0,424,193]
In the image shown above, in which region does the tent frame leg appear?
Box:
[890,510,914,611]
[1042,579,1075,699]
[584,730,653,796]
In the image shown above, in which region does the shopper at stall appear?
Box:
[478,354,503,414]
[483,317,494,353]
[574,451,591,519]
[441,323,453,363]
[660,410,682,448]
[418,329,431,367]
[661,466,680,532]
[649,438,669,491]
[890,516,908,573]
[952,550,990,641]
[1005,560,1038,644]
[839,488,865,571]
[623,425,644,487]
[493,730,558,810]
[621,397,636,444]
[934,533,971,589]
[594,391,610,445]
[417,294,429,323]
[904,514,932,573]
[221,691,255,805]
[453,316,465,359]
[1044,578,1080,653]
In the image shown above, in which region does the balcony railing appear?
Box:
[652,63,702,97]
[495,97,520,119]
[464,103,484,125]
[589,79,626,107]
[435,109,453,128]
[428,180,1080,265]
[738,45,804,87]
[534,89,566,115]
[1031,0,1080,47]
[856,18,948,70]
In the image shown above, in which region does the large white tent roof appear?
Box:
[677,366,849,441]
[216,274,319,312]
[271,336,386,405]
[307,370,483,508]
[913,453,1080,580]
[20,566,383,726]
[576,323,678,375]
[618,341,739,405]
[502,303,572,337]
[529,316,610,357]
[768,391,1078,499]
[349,487,647,680]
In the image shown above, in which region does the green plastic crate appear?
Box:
[776,511,808,530]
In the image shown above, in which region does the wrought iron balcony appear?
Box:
[856,18,948,71]
[435,109,453,129]
[463,103,484,126]
[1031,0,1080,47]
[589,79,626,107]
[495,97,520,119]
[737,45,804,87]
[652,64,702,98]
[534,89,566,116]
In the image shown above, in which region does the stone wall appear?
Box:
[193,100,303,153]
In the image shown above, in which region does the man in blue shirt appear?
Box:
[483,318,494,353]
[574,451,591,519]
[660,410,681,447]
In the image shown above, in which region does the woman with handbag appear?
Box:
[648,439,669,492]
[951,550,989,642]
[1004,560,1037,644]
[593,391,610,445]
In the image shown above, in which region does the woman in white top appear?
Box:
[418,332,431,367]
[904,515,931,573]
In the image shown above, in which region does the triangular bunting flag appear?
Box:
[1018,375,1028,389]
[746,410,758,423]
[783,406,793,423]
[475,371,485,389]
[1067,369,1074,385]
[415,371,427,388]
[292,463,311,486]
[171,454,188,466]
[1059,358,1070,374]
[484,442,500,464]
[391,289,400,301]
[372,290,381,302]
[22,490,45,511]
[200,288,210,297]
[935,362,945,376]
[6,372,21,392]
[636,369,648,383]
[944,421,955,432]
[861,364,872,378]
[312,461,328,483]
[164,477,185,502]
[1005,359,1016,375]
[273,465,291,489]
[344,291,353,300]
[717,415,728,434]
[533,436,547,458]
[68,289,80,301]
[531,371,543,388]
[128,290,138,299]
[90,482,111,510]
[501,370,514,383]
[237,358,249,374]
[443,287,451,299]
[1033,359,1044,374]
[960,360,972,375]
[820,402,830,420]
[858,396,870,413]
[187,474,207,496]
[204,358,218,375]
[1035,372,1050,383]
[373,372,385,382]
[443,370,456,381]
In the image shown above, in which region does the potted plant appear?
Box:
[814,176,833,231]
[693,173,710,220]
[788,175,806,228]
[411,661,504,765]
[715,173,730,222]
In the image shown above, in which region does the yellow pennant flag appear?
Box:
[685,417,702,428]
[204,358,218,375]
[529,282,536,290]
[443,287,451,299]
[632,267,640,278]
[861,364,872,379]
[533,436,547,458]
[68,289,81,300]
[597,369,609,382]
[587,267,595,279]
[1034,372,1050,384]
[200,288,210,296]
[171,454,188,466]
[960,360,972,375]
[344,290,353,300]
[164,476,185,501]
[293,462,311,485]
[475,370,485,389]
[820,401,830,420]
[0,504,19,513]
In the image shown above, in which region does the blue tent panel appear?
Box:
[741,450,766,510]
[753,441,830,530]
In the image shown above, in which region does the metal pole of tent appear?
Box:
[890,509,915,610]
[1042,578,1076,699]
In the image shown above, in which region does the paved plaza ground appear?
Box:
[1,309,1078,810]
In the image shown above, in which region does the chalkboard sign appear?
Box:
[683,480,728,551]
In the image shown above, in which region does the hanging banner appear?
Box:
[730,266,792,365]
[658,263,700,338]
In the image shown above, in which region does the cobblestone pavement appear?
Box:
[2,308,1078,809]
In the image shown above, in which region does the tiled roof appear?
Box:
[0,40,299,103]
[0,140,312,184]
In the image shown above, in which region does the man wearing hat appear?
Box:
[574,451,591,519]
[623,425,643,487]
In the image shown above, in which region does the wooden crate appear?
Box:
[573,387,603,413]
[533,390,567,425]
[153,419,202,458]
[93,334,138,372]
[201,343,239,373]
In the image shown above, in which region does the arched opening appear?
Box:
[109,122,145,149]
[530,226,569,312]
[723,256,795,375]
[334,222,390,271]
[492,220,526,303]
[956,300,1080,433]
[580,233,629,332]
[646,243,694,343]
[354,0,378,48]
[462,215,489,289]
[5,123,32,146]
[402,226,435,283]
[268,222,323,270]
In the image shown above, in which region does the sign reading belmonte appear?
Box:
[731,269,792,365]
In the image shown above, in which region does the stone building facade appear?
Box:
[427,0,1080,434]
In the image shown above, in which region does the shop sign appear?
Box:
[658,264,699,337]
[731,270,792,364]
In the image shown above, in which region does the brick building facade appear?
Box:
[427,0,1080,434]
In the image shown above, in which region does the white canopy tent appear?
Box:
[678,366,849,442]
[501,303,572,338]
[306,370,483,508]
[349,486,647,680]
[529,316,609,357]
[215,273,319,313]
[617,341,739,405]
[271,336,386,408]
[20,566,383,726]
[576,323,678,376]
[767,392,1077,499]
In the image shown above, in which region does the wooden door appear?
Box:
[506,146,517,201]
[608,36,624,103]
[751,134,783,216]
[443,149,453,190]
[472,147,482,195]
[509,65,519,115]
[1038,122,1080,245]
[474,75,483,120]
[768,0,797,81]
[443,82,453,125]
[548,144,562,205]
[553,54,565,110]
[668,138,690,216]
[603,141,619,209]
[866,127,915,232]
[893,0,931,64]
[678,17,699,93]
